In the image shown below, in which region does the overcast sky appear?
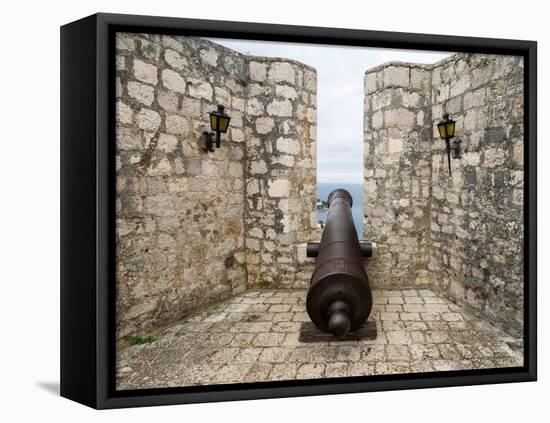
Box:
[210,38,451,184]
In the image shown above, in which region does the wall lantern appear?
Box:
[203,104,231,152]
[437,113,462,176]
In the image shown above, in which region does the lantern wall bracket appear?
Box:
[444,138,462,175]
[202,131,215,153]
[451,139,462,159]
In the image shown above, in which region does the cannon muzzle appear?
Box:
[306,189,373,337]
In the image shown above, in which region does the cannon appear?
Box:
[306,189,373,337]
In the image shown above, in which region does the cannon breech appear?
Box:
[306,189,373,337]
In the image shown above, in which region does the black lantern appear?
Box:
[203,104,231,152]
[437,113,462,176]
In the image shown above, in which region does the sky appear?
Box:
[209,38,452,184]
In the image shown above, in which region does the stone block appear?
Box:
[306,107,316,123]
[463,88,486,109]
[157,133,178,153]
[116,102,133,125]
[161,69,186,94]
[365,72,378,94]
[128,81,155,106]
[417,110,425,126]
[450,74,471,97]
[304,70,316,92]
[388,137,403,154]
[249,62,267,82]
[268,62,295,84]
[267,99,292,117]
[250,160,268,175]
[484,148,506,167]
[513,143,523,166]
[215,87,231,105]
[165,114,189,135]
[246,98,264,116]
[386,331,412,344]
[133,59,158,85]
[136,109,161,131]
[180,97,202,117]
[116,33,135,51]
[384,108,415,129]
[200,48,219,67]
[174,158,185,175]
[148,157,172,176]
[117,128,143,151]
[410,68,428,90]
[462,152,480,166]
[273,154,295,167]
[164,49,187,70]
[187,78,213,100]
[383,66,409,88]
[402,92,421,108]
[276,85,298,99]
[232,97,246,112]
[255,117,274,134]
[268,179,291,197]
[276,137,299,154]
[116,77,123,98]
[140,39,161,61]
[464,109,477,131]
[372,111,383,129]
[157,90,179,113]
[230,128,245,143]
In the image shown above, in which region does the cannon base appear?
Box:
[306,273,372,336]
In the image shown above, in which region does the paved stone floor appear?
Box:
[117,288,523,390]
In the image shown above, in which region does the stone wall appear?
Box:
[115,33,318,340]
[244,57,319,289]
[363,54,524,336]
[429,54,524,336]
[363,63,433,288]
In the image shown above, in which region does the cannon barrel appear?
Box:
[306,189,373,336]
[306,241,375,258]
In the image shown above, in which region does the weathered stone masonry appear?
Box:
[244,57,318,289]
[117,287,523,389]
[363,54,524,336]
[363,62,433,289]
[115,33,318,340]
[116,33,523,344]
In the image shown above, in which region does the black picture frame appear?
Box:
[60,12,537,409]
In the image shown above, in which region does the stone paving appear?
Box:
[116,288,523,390]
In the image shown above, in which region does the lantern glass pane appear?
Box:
[219,116,231,133]
[437,123,447,139]
[210,114,218,131]
[446,121,455,138]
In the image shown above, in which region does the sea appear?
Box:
[316,182,364,238]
